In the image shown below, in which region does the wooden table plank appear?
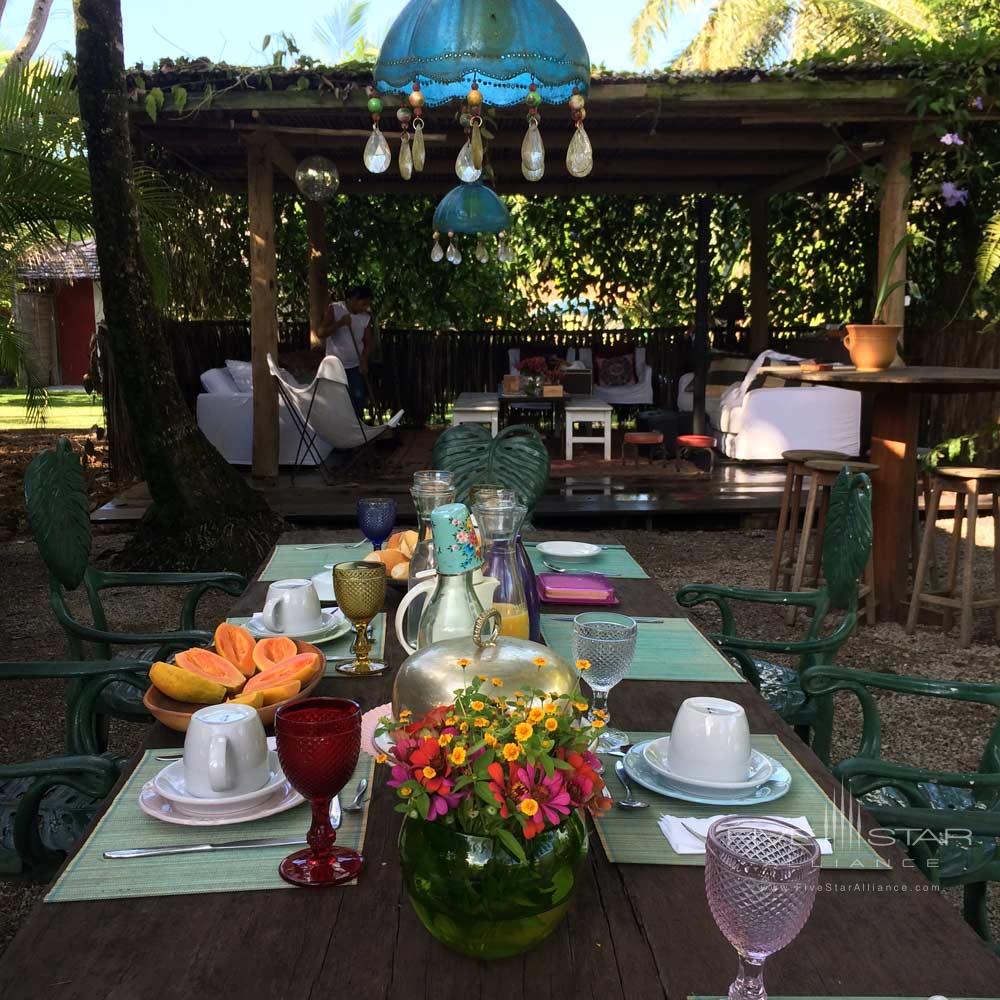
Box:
[1,529,997,1000]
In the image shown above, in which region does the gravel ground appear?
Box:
[1,519,998,955]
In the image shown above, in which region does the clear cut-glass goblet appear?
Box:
[572,612,637,752]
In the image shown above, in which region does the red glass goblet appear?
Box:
[275,697,364,887]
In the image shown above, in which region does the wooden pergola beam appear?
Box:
[761,142,885,196]
[877,127,912,329]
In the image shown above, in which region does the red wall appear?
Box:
[54,280,95,384]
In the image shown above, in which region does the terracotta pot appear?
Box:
[842,324,903,371]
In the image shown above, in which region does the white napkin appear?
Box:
[657,814,833,855]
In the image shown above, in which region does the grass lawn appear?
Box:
[0,390,104,430]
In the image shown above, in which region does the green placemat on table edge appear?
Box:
[524,542,649,579]
[541,616,744,683]
[259,542,374,582]
[594,733,889,871]
[227,614,386,674]
[46,752,374,903]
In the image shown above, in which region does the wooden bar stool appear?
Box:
[906,467,1000,647]
[770,449,852,591]
[621,431,664,466]
[783,458,879,625]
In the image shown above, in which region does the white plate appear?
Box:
[536,541,602,562]
[310,571,336,603]
[642,736,774,792]
[246,609,349,642]
[152,751,287,816]
[138,780,304,827]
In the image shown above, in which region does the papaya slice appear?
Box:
[173,648,246,693]
[228,690,265,709]
[252,636,298,673]
[257,680,301,706]
[243,653,320,695]
[213,623,257,677]
[149,661,226,705]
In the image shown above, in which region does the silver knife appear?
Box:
[545,615,666,623]
[104,796,342,859]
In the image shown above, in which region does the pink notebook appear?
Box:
[536,572,619,606]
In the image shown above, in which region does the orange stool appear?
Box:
[622,431,664,465]
[676,433,715,473]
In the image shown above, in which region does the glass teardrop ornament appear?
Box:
[566,126,593,178]
[412,126,426,171]
[364,127,391,174]
[431,239,444,263]
[522,162,545,182]
[455,140,482,182]
[475,238,489,264]
[471,122,484,170]
[399,138,413,180]
[446,241,462,265]
[521,122,545,175]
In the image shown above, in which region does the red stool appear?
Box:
[621,431,664,465]
[676,433,715,473]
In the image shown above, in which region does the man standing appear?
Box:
[322,284,373,415]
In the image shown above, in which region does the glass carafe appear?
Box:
[406,480,457,646]
[472,499,530,639]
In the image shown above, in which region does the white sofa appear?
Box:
[507,347,654,405]
[196,364,335,466]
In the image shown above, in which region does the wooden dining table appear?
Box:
[2,529,998,1000]
[766,365,1000,620]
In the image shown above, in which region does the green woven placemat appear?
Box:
[594,733,889,870]
[260,542,374,582]
[227,614,386,675]
[524,542,649,579]
[46,751,374,903]
[541,616,744,683]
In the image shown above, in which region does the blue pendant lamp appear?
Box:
[431,181,513,265]
[366,0,594,191]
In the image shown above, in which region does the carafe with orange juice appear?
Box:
[472,498,530,641]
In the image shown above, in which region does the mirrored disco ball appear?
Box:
[295,155,340,201]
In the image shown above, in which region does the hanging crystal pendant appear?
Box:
[446,238,462,265]
[471,121,484,170]
[412,123,426,172]
[364,126,391,174]
[475,238,489,264]
[399,136,413,180]
[497,233,514,263]
[566,126,593,178]
[431,232,444,263]
[455,140,482,182]
[521,120,545,181]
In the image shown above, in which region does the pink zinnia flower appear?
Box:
[514,765,572,827]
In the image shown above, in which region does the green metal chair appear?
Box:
[0,659,149,877]
[801,662,1000,951]
[677,467,872,762]
[24,438,246,731]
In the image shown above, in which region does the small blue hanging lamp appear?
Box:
[431,181,513,265]
[369,0,593,183]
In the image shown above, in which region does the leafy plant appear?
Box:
[978,211,1000,286]
[871,233,912,323]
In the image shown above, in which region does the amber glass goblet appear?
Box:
[274,697,363,887]
[333,560,387,676]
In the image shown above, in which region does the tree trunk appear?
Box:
[2,0,54,80]
[72,0,283,575]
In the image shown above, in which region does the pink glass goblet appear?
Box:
[275,697,363,887]
[705,816,820,1000]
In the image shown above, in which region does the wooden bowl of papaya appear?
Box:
[143,639,326,733]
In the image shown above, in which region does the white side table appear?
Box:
[452,392,499,436]
[564,397,613,461]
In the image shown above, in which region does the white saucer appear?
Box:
[536,541,601,563]
[139,780,304,826]
[246,609,349,642]
[152,751,287,817]
[642,736,774,791]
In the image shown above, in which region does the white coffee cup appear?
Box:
[262,578,322,634]
[667,697,752,783]
[183,703,270,798]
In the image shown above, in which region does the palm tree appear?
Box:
[630,0,941,70]
[314,1,380,63]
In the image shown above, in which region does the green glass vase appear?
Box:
[399,811,588,959]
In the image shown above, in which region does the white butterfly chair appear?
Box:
[267,354,404,481]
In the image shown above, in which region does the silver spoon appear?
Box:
[344,777,369,813]
[614,760,648,810]
[542,561,570,573]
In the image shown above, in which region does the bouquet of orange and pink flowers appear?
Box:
[376,671,610,861]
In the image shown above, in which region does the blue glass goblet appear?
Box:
[357,497,396,551]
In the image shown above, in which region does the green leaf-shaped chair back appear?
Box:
[432,424,550,513]
[822,467,873,609]
[24,438,92,591]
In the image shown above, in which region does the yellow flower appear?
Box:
[573,701,589,712]
[519,798,539,817]
[514,691,524,698]
[491,677,503,687]
[541,739,554,750]
[514,722,534,742]
[450,746,468,766]
[591,719,606,729]
[460,721,469,733]
[474,716,490,728]
[593,709,609,720]
[502,742,521,762]
[477,674,488,682]
[484,732,498,747]
[400,786,413,797]
[422,766,437,779]
[457,657,471,668]
[399,709,413,720]
[576,659,591,671]
[527,706,544,724]
[544,717,559,732]
[543,702,557,714]
[533,656,547,669]
[438,733,454,747]
[471,700,485,711]
[375,753,389,764]
[445,716,458,726]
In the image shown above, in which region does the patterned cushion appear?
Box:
[707,357,752,398]
[748,357,800,393]
[595,354,637,387]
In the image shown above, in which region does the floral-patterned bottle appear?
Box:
[413,503,485,650]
